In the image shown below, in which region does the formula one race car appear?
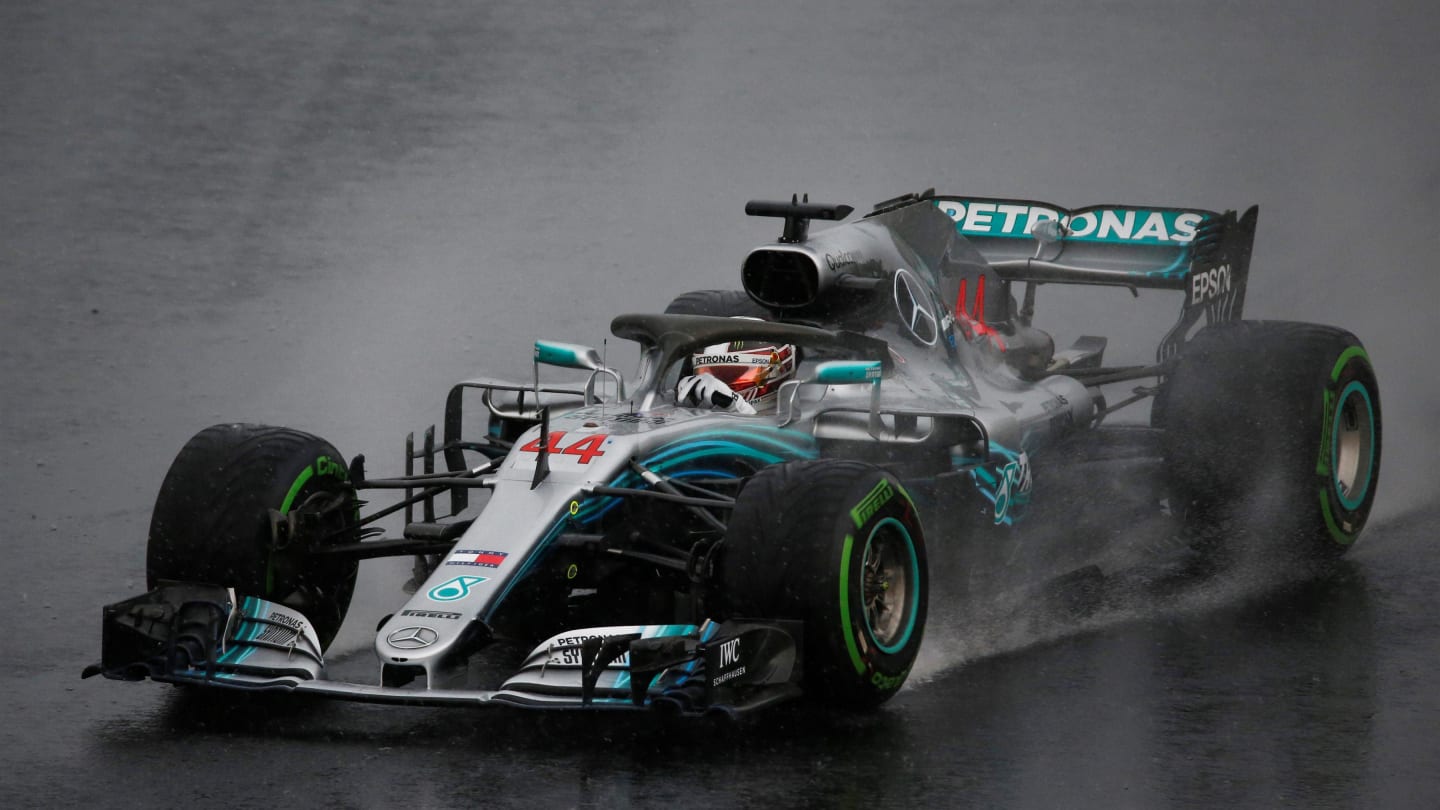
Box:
[85,190,1381,717]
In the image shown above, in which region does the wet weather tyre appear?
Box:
[146,424,360,649]
[1161,321,1380,559]
[664,290,771,319]
[722,460,927,708]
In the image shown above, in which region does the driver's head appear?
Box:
[690,340,797,411]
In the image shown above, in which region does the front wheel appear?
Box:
[1162,321,1381,559]
[720,460,928,708]
[146,424,360,648]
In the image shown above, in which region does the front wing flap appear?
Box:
[498,620,802,715]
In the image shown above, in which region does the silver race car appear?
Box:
[86,190,1381,717]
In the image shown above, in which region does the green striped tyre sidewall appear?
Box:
[147,424,359,649]
[721,459,928,708]
[1317,346,1381,547]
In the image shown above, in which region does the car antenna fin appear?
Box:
[784,193,807,242]
[531,406,551,489]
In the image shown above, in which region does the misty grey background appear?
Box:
[2,0,1437,807]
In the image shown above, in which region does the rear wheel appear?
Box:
[1161,321,1381,560]
[147,424,359,649]
[664,289,771,319]
[721,460,927,708]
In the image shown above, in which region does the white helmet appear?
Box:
[690,339,797,411]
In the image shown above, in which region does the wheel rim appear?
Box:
[1331,380,1375,511]
[861,517,919,653]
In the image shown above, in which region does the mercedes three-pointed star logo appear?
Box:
[893,268,939,346]
[386,626,439,650]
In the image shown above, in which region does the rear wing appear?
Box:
[931,196,1258,361]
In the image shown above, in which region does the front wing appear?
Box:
[83,584,803,718]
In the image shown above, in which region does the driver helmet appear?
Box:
[690,339,797,411]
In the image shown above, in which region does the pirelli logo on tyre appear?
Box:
[850,479,894,528]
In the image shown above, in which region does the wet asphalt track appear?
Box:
[4,1,1440,806]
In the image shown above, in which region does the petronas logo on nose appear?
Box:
[428,575,488,602]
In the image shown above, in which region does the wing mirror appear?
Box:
[813,360,883,385]
[534,340,625,405]
[777,360,882,431]
[534,340,604,370]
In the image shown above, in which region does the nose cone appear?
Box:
[375,614,458,666]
